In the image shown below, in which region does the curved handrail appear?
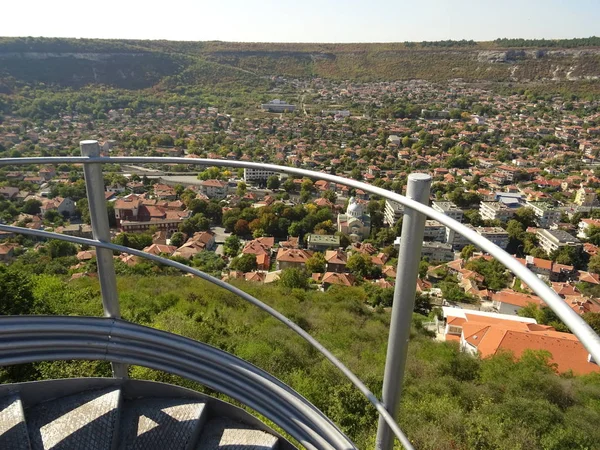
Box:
[0,224,415,450]
[0,315,354,450]
[2,156,599,363]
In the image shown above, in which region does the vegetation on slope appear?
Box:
[1,264,600,449]
[3,37,600,88]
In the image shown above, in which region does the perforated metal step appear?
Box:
[119,398,207,450]
[26,387,120,450]
[196,417,279,450]
[0,394,30,450]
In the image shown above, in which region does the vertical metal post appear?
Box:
[80,140,128,378]
[376,173,431,450]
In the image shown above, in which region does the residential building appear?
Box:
[432,201,463,222]
[433,201,463,245]
[143,244,177,256]
[153,184,177,201]
[325,249,348,273]
[261,99,296,113]
[0,187,19,199]
[474,227,509,250]
[491,289,544,315]
[242,237,274,270]
[121,218,184,235]
[515,255,575,282]
[0,243,16,262]
[41,197,76,217]
[337,197,371,241]
[420,241,454,262]
[60,224,93,239]
[443,307,599,375]
[479,201,516,223]
[578,218,600,239]
[575,185,597,207]
[200,179,228,200]
[384,199,404,226]
[307,234,340,252]
[320,272,356,289]
[276,248,312,270]
[114,196,141,222]
[244,168,278,183]
[536,229,581,255]
[423,220,446,242]
[525,201,561,228]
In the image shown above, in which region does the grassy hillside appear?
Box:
[3,265,600,449]
[2,37,600,88]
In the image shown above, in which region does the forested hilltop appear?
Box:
[1,36,600,88]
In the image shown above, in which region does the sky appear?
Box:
[3,0,599,43]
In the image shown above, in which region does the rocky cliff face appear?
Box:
[1,39,600,87]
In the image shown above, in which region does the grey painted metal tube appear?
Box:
[79,141,128,379]
[0,224,414,450]
[376,174,431,450]
[3,156,600,447]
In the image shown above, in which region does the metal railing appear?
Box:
[1,140,599,450]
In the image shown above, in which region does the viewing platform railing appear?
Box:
[1,140,599,450]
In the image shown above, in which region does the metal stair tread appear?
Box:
[26,387,120,450]
[0,394,30,450]
[119,397,207,450]
[196,417,279,450]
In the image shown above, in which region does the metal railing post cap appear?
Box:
[80,140,100,156]
[407,173,431,183]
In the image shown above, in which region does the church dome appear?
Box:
[346,197,363,218]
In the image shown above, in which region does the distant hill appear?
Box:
[1,37,600,88]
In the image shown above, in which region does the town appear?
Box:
[2,76,600,377]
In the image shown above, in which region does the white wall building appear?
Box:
[384,199,404,226]
[525,201,561,228]
[479,201,516,223]
[244,168,278,183]
[536,229,581,255]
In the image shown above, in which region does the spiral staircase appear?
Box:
[0,378,287,450]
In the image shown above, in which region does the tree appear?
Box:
[174,184,185,198]
[346,253,381,279]
[306,252,326,274]
[47,240,77,258]
[223,235,241,257]
[589,255,600,274]
[514,207,537,228]
[322,190,337,203]
[279,268,309,290]
[266,175,280,190]
[551,246,584,269]
[465,258,509,291]
[43,210,63,225]
[350,168,362,180]
[113,233,153,250]
[233,219,250,236]
[169,232,185,248]
[179,213,210,235]
[230,253,257,273]
[192,251,226,276]
[236,182,247,197]
[0,266,35,315]
[583,312,600,335]
[282,179,295,193]
[21,199,41,215]
[288,222,304,237]
[414,294,432,316]
[460,244,476,260]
